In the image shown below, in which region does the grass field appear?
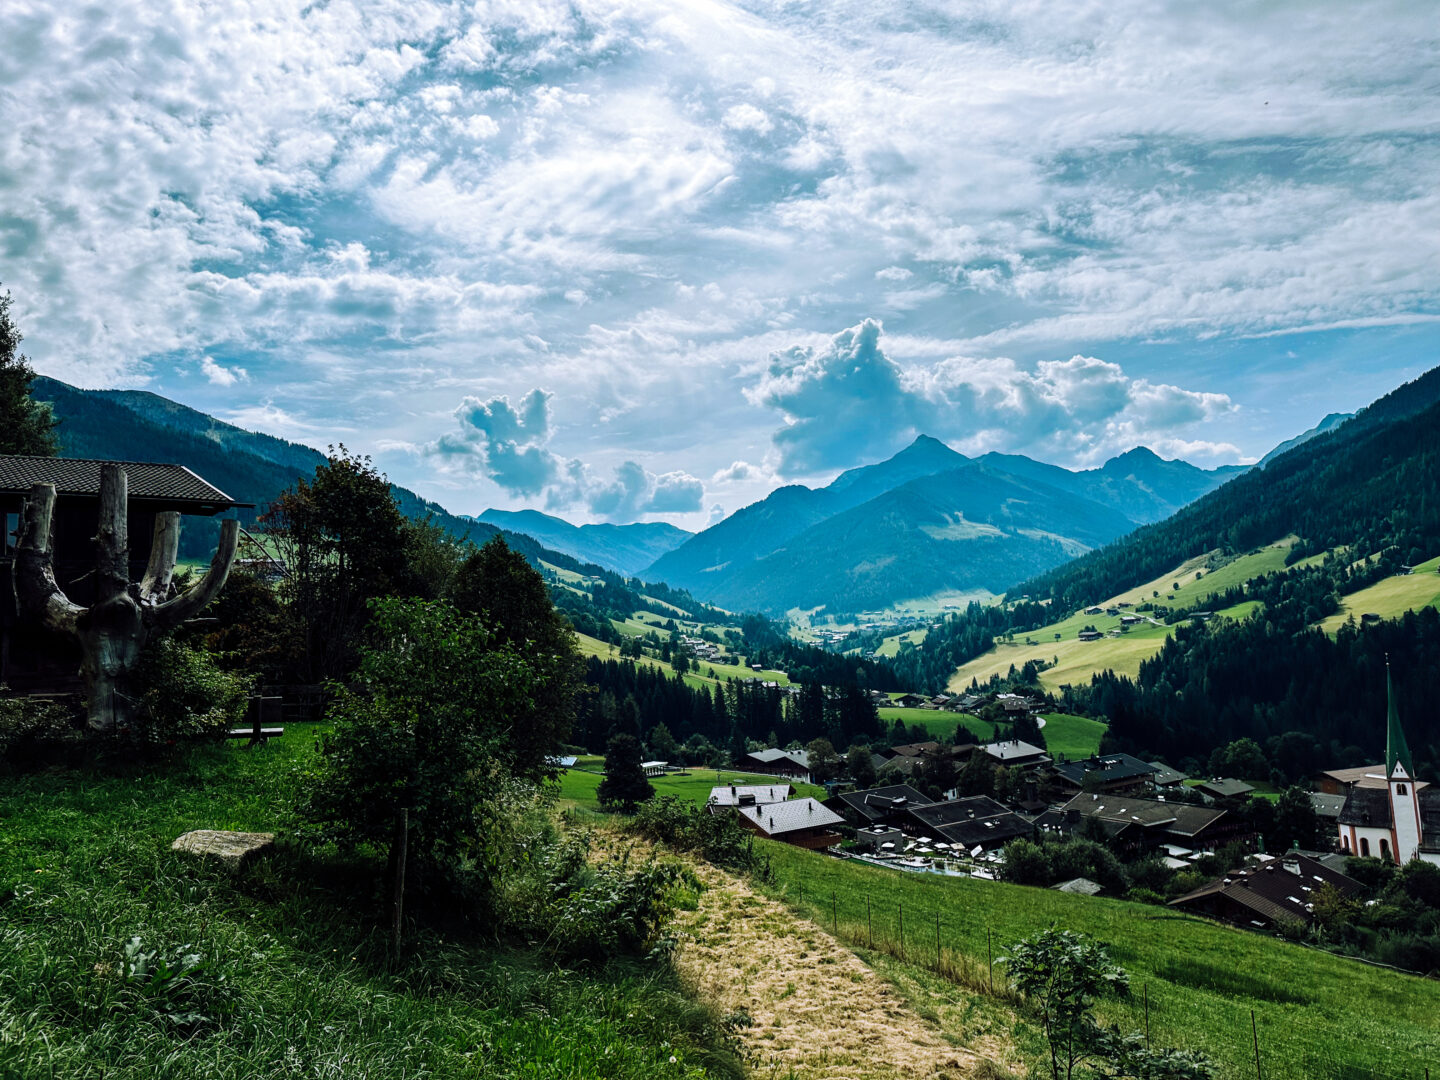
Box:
[875,628,928,657]
[558,767,825,810]
[574,631,793,691]
[1037,712,1107,761]
[1103,537,1300,609]
[1318,555,1440,634]
[878,706,996,743]
[759,841,1440,1080]
[0,734,738,1079]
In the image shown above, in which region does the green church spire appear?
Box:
[1386,661,1415,779]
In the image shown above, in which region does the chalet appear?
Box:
[1051,754,1158,794]
[707,783,794,810]
[826,783,932,828]
[1039,792,1239,858]
[983,739,1052,770]
[1169,854,1363,931]
[737,798,845,850]
[1193,778,1255,801]
[902,796,1034,853]
[894,692,928,708]
[1077,630,1103,642]
[1336,668,1440,865]
[737,747,812,783]
[1084,606,1103,615]
[1314,764,1385,795]
[1148,761,1188,788]
[1,456,248,693]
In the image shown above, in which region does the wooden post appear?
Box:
[899,903,904,961]
[1143,983,1149,1048]
[935,912,941,967]
[1250,1009,1261,1080]
[867,896,873,948]
[832,890,837,934]
[392,809,409,964]
[987,928,993,993]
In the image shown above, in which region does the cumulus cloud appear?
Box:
[748,319,1235,475]
[424,388,704,520]
[201,357,247,386]
[711,460,767,483]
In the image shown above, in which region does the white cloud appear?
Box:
[200,357,247,386]
[722,103,772,134]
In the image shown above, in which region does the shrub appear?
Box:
[630,796,768,875]
[0,690,78,760]
[136,637,249,742]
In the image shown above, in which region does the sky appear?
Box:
[2,1,1438,530]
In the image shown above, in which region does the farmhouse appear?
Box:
[1336,668,1440,865]
[1169,853,1363,931]
[1193,778,1256,801]
[1314,763,1385,795]
[1041,792,1239,857]
[1148,761,1189,788]
[1077,630,1103,642]
[736,747,812,783]
[0,456,248,693]
[983,739,1051,770]
[736,797,845,850]
[707,783,794,810]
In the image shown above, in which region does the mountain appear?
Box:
[476,508,691,576]
[30,377,594,573]
[1257,412,1354,468]
[645,435,1245,615]
[1015,365,1440,611]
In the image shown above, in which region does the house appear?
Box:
[1309,792,1348,825]
[1,456,249,693]
[640,760,669,777]
[902,796,1034,852]
[736,798,845,850]
[1039,792,1239,857]
[1336,667,1440,865]
[1051,753,1158,794]
[707,783,794,810]
[737,747,812,783]
[826,784,932,828]
[1169,853,1363,931]
[855,824,907,852]
[1194,778,1256,801]
[1314,764,1385,795]
[1077,630,1103,642]
[894,692,928,708]
[983,740,1052,770]
[1084,606,1103,615]
[1148,761,1188,788]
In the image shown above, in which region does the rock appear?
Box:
[171,829,275,871]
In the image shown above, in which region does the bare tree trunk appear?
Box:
[13,465,239,734]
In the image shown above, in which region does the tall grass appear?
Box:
[759,841,1440,1080]
[0,732,743,1079]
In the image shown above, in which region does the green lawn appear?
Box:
[875,628,928,657]
[558,766,825,810]
[1037,712,1107,761]
[0,733,736,1079]
[1317,555,1440,634]
[758,841,1440,1080]
[878,707,996,743]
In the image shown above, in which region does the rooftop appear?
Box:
[1052,753,1158,787]
[739,797,845,837]
[0,456,246,511]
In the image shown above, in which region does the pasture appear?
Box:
[1318,554,1440,634]
[557,767,825,810]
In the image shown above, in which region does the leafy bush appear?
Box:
[136,637,249,742]
[120,935,235,1030]
[0,689,78,760]
[629,796,768,875]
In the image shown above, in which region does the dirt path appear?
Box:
[674,862,982,1080]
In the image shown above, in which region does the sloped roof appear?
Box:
[708,783,793,806]
[984,739,1050,763]
[906,795,1012,829]
[907,796,1033,848]
[1062,792,1226,838]
[827,784,932,822]
[1148,761,1188,786]
[0,456,245,510]
[1170,854,1363,925]
[1195,778,1255,799]
[1053,753,1158,787]
[739,797,845,837]
[1052,877,1103,895]
[747,747,810,768]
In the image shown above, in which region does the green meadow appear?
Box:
[557,766,825,810]
[759,841,1440,1080]
[1318,555,1440,633]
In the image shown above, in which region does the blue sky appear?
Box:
[2,1,1437,527]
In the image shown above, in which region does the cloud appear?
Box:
[748,319,1235,474]
[201,356,247,386]
[711,459,767,483]
[722,104,773,135]
[424,387,704,520]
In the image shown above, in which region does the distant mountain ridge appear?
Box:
[1257,412,1354,468]
[476,508,691,576]
[645,436,1246,615]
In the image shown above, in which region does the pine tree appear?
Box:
[0,289,59,456]
[597,733,654,812]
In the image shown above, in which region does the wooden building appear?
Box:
[1,456,246,694]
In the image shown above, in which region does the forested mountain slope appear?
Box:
[478,508,691,576]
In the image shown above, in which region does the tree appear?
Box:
[1003,928,1128,1080]
[846,743,878,788]
[597,733,654,812]
[0,288,58,455]
[1000,838,1051,885]
[959,747,996,796]
[805,737,841,783]
[262,449,414,682]
[300,598,541,899]
[450,535,584,778]
[648,721,681,762]
[1270,785,1321,852]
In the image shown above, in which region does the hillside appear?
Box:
[647,436,1243,616]
[478,508,691,576]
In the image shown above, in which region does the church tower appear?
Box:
[1386,663,1423,863]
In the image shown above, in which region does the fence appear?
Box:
[782,878,1435,1080]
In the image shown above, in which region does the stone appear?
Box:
[171,829,275,871]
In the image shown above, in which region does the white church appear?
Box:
[1337,668,1440,865]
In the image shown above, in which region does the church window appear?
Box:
[1380,838,1392,862]
[1341,835,1350,853]
[1360,837,1370,856]
[1397,784,1407,795]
